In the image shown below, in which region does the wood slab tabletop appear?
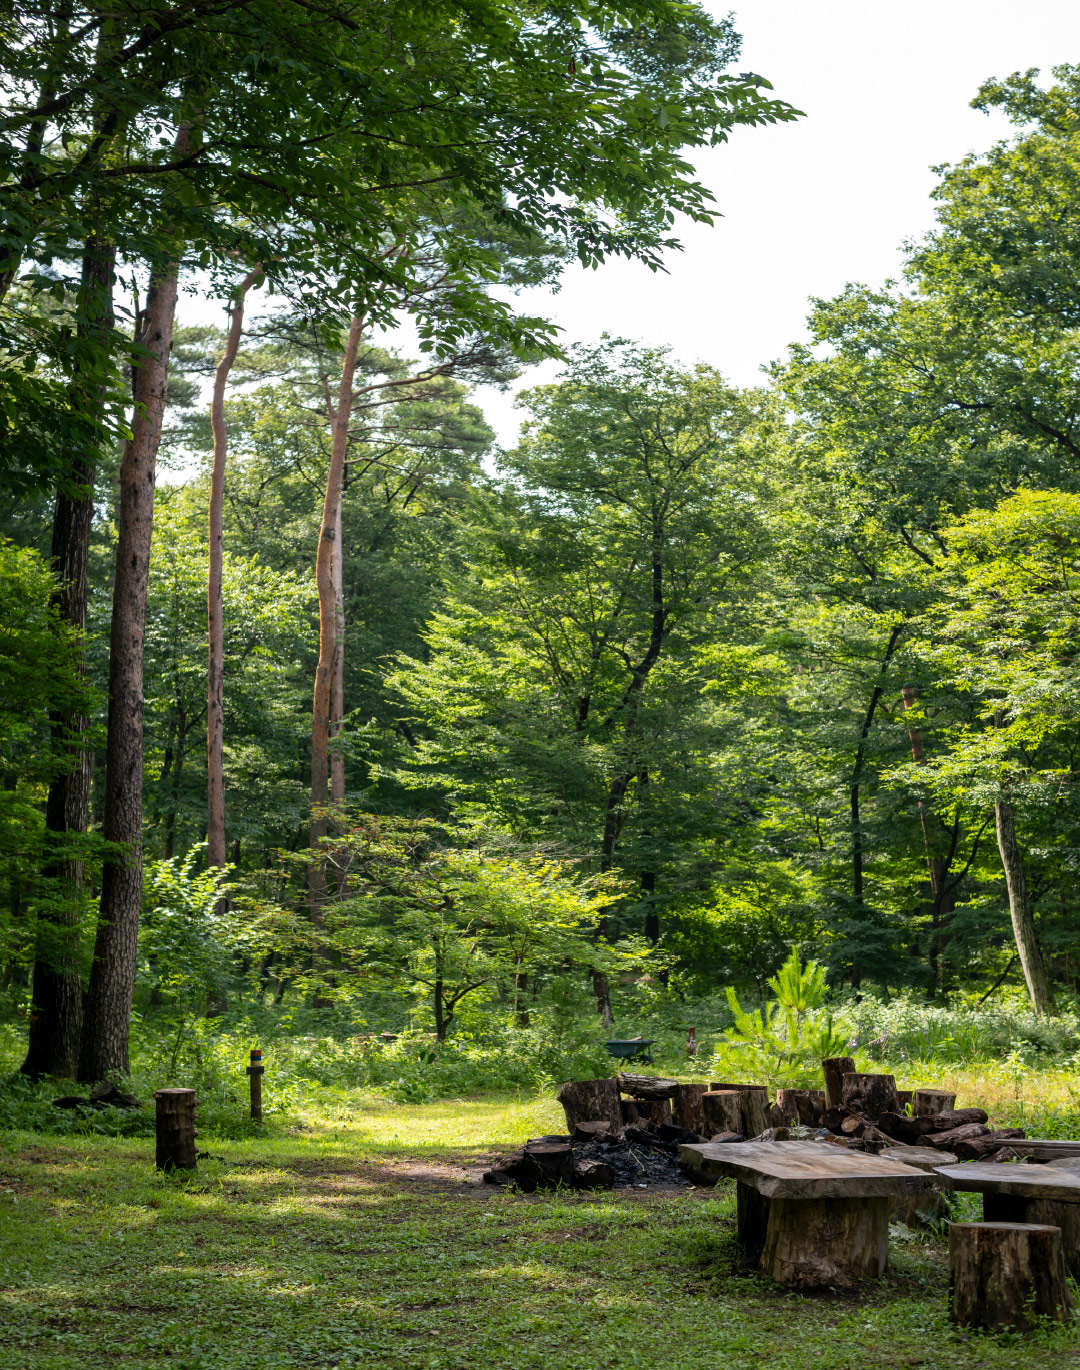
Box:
[679,1141,936,1199]
[937,1163,1080,1201]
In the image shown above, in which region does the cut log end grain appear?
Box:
[950,1222,1074,1331]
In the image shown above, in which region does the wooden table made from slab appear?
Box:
[937,1163,1080,1278]
[679,1141,936,1288]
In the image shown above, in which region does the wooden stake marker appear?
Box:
[247,1048,264,1122]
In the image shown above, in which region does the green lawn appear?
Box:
[2,1096,1079,1370]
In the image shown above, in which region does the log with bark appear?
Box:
[982,1192,1080,1279]
[920,1122,992,1150]
[617,1072,678,1100]
[912,1088,956,1117]
[154,1088,197,1171]
[950,1222,1073,1330]
[951,1129,1027,1160]
[556,1078,622,1133]
[822,1056,856,1109]
[702,1090,743,1138]
[840,1072,899,1121]
[483,1139,574,1192]
[710,1086,769,1139]
[620,1097,673,1127]
[672,1083,707,1135]
[821,1105,852,1132]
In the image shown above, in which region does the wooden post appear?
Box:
[154,1088,197,1171]
[912,1088,956,1117]
[950,1222,1073,1330]
[246,1047,264,1122]
[821,1056,856,1109]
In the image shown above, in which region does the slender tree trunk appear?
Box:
[994,796,1054,1015]
[78,246,182,1082]
[207,267,261,873]
[309,316,363,967]
[22,236,116,1079]
[330,494,346,807]
[900,684,955,992]
[848,622,904,986]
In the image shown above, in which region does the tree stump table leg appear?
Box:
[759,1196,890,1287]
[736,1182,771,1260]
[984,1194,1080,1280]
[950,1222,1073,1330]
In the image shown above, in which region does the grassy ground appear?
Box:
[3,1096,1080,1370]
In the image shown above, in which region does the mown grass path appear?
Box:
[2,1097,1079,1370]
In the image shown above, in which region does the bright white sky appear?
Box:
[465,0,1080,445]
[177,1,1080,451]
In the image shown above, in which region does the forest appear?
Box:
[9,6,1080,1369]
[3,5,1080,1113]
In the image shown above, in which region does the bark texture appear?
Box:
[78,252,181,1082]
[22,236,115,1079]
[949,1222,1073,1330]
[207,266,260,873]
[995,797,1054,1014]
[309,316,363,931]
[760,1195,891,1288]
[822,1055,856,1110]
[154,1087,197,1170]
[555,1077,622,1133]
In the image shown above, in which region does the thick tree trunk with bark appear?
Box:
[949,1222,1073,1330]
[995,797,1054,1015]
[78,249,181,1083]
[821,1056,857,1110]
[23,236,116,1079]
[207,266,260,873]
[310,317,363,941]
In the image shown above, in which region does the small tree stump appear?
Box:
[984,1194,1080,1280]
[154,1088,197,1171]
[556,1078,622,1132]
[760,1196,890,1288]
[821,1056,856,1109]
[840,1072,899,1121]
[620,1097,672,1127]
[740,1090,769,1139]
[771,1090,801,1127]
[773,1088,824,1127]
[949,1223,1073,1330]
[672,1083,707,1135]
[702,1090,743,1137]
[912,1088,956,1117]
[896,1089,913,1112]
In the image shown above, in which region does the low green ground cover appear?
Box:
[3,1096,1080,1370]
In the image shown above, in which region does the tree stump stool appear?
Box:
[555,1078,622,1133]
[949,1222,1073,1331]
[154,1088,197,1171]
[702,1090,743,1138]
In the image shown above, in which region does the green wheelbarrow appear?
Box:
[604,1037,657,1063]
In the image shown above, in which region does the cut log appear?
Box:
[772,1089,803,1127]
[983,1193,1080,1280]
[617,1072,678,1100]
[923,1107,989,1133]
[822,1056,856,1110]
[840,1115,866,1136]
[896,1089,913,1112]
[514,1142,574,1192]
[740,1090,770,1140]
[556,1078,622,1133]
[702,1090,743,1137]
[912,1088,956,1117]
[573,1158,614,1190]
[877,1111,921,1143]
[821,1105,851,1132]
[840,1072,899,1121]
[921,1123,992,1150]
[949,1222,1073,1331]
[760,1195,891,1288]
[620,1097,673,1127]
[672,1083,707,1135]
[154,1088,197,1171]
[709,1131,744,1143]
[736,1181,771,1260]
[953,1130,1027,1161]
[573,1120,617,1143]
